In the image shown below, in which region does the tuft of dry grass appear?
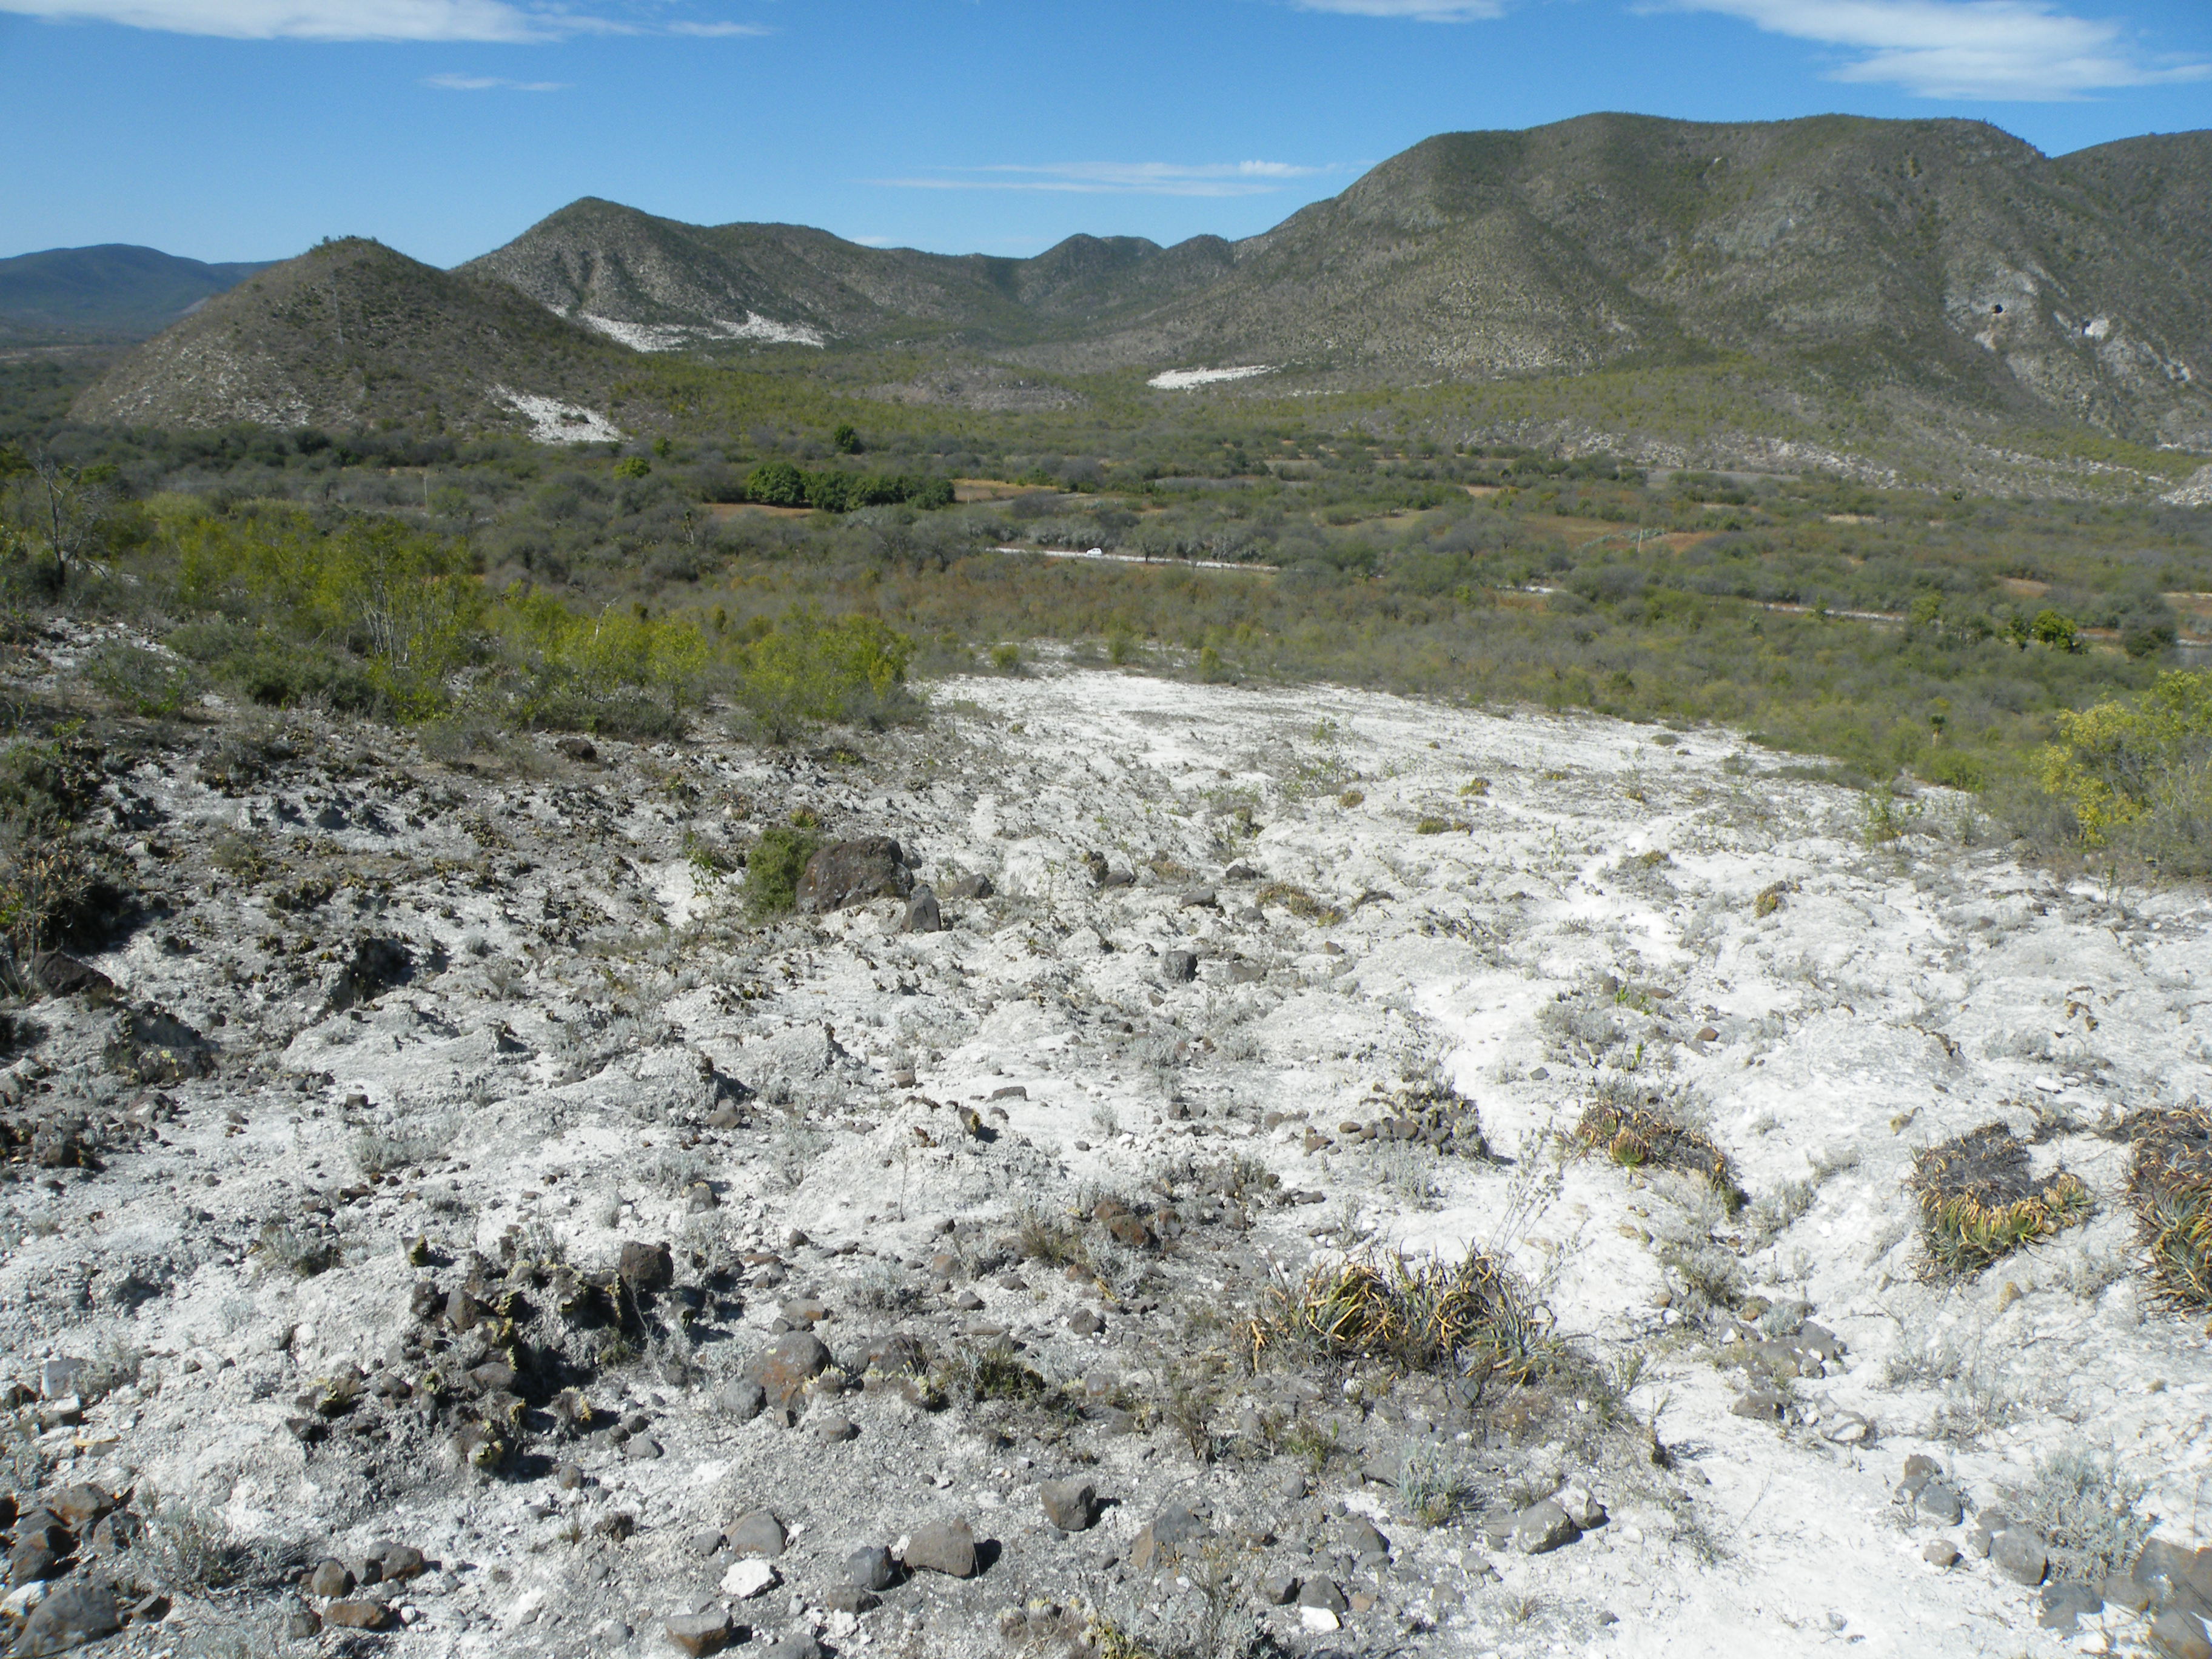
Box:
[1253,880,1343,925]
[1248,1245,1549,1386]
[1909,1122,2091,1278]
[2127,1105,2212,1307]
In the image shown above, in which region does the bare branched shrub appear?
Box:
[1998,1449,2153,1583]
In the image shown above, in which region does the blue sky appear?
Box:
[3,0,2209,267]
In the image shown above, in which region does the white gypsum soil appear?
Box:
[4,657,2206,1659]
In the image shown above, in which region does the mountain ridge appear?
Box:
[67,112,2212,464]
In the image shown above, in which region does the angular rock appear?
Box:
[1162,949,1198,984]
[942,872,993,900]
[1918,1481,1966,1526]
[323,1598,394,1630]
[16,1582,121,1656]
[2039,1580,2103,1632]
[746,1332,832,1409]
[1511,1500,1580,1555]
[1339,1516,1389,1561]
[813,1413,857,1443]
[32,953,114,1000]
[2153,1608,2212,1659]
[666,1609,735,1655]
[904,1517,979,1578]
[1991,1528,2048,1587]
[48,1487,109,1532]
[728,1512,787,1559]
[720,1558,777,1600]
[1555,1486,1607,1531]
[1731,1388,1788,1422]
[1040,1478,1097,1532]
[305,1558,354,1598]
[719,1376,766,1421]
[1298,1576,1349,1614]
[617,1239,673,1292]
[847,1545,897,1592]
[823,1584,879,1615]
[1259,1566,1300,1605]
[900,887,942,934]
[758,1637,822,1659]
[554,736,597,763]
[1130,1503,1207,1570]
[796,837,911,914]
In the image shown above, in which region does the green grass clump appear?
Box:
[742,825,822,917]
[1910,1122,2092,1278]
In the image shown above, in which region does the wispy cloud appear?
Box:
[1669,0,2210,98]
[423,70,566,87]
[1287,0,1505,18]
[873,160,1341,198]
[0,0,770,41]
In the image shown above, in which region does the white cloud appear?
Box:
[873,160,1341,198]
[1289,0,1503,16]
[0,0,772,41]
[423,70,566,87]
[1671,0,2210,98]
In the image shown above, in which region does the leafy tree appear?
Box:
[744,462,808,507]
[2031,608,2083,653]
[833,423,862,454]
[614,457,652,480]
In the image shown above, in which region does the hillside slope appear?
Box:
[469,114,2212,447]
[70,238,634,433]
[0,244,277,338]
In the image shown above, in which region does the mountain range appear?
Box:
[59,112,2212,464]
[0,244,276,338]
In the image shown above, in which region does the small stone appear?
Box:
[1300,1604,1342,1632]
[757,1637,822,1659]
[323,1598,394,1631]
[814,1413,858,1443]
[720,1558,777,1600]
[305,1558,355,1598]
[719,1377,766,1421]
[1919,1480,1966,1526]
[1162,949,1198,984]
[1991,1528,2049,1587]
[686,1182,717,1213]
[728,1512,787,1559]
[1923,1540,1960,1568]
[623,1435,663,1461]
[901,888,943,934]
[666,1609,735,1655]
[1259,1566,1300,1605]
[1067,1309,1104,1336]
[1040,1478,1097,1532]
[1731,1389,1788,1422]
[15,1583,121,1655]
[822,1585,880,1615]
[847,1545,897,1591]
[286,1602,322,1639]
[554,735,597,763]
[374,1543,427,1581]
[1900,1453,1941,1495]
[905,1517,979,1578]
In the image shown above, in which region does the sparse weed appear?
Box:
[1398,1439,1475,1526]
[253,1218,340,1278]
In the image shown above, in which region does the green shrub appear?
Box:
[743,825,821,917]
[1910,1122,2091,1278]
[84,642,196,717]
[736,611,915,740]
[2042,671,2212,873]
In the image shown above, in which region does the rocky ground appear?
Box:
[2,643,2211,1659]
